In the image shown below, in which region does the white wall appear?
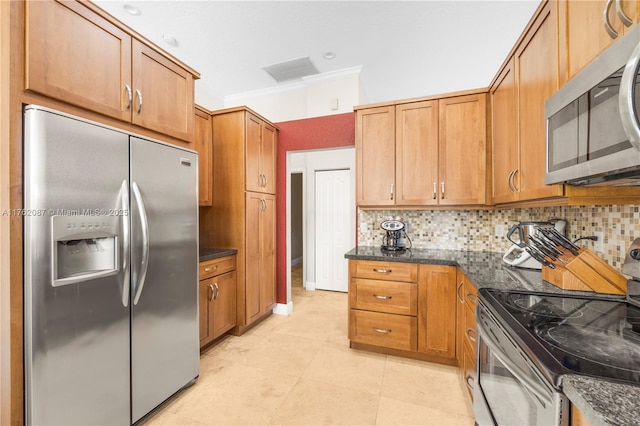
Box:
[288,147,355,293]
[224,67,365,122]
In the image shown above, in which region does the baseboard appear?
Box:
[273,301,293,315]
[305,281,316,291]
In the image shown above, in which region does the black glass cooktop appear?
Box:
[479,288,640,387]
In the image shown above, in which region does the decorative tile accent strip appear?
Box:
[358,205,640,269]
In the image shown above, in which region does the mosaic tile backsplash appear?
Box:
[358,205,640,269]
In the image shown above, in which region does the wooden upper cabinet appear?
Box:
[131,40,194,141]
[559,0,638,84]
[25,0,132,121]
[25,0,197,142]
[515,1,564,201]
[261,123,277,194]
[356,94,487,207]
[395,101,439,206]
[194,106,212,206]
[438,94,487,206]
[245,112,276,194]
[356,106,396,205]
[491,58,519,204]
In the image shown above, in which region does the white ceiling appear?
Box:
[93,0,540,108]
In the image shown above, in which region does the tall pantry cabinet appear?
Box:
[200,106,278,334]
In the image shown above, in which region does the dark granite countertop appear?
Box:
[345,246,639,423]
[199,248,238,262]
[562,375,640,426]
[344,246,595,295]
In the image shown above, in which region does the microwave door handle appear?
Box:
[120,180,130,307]
[477,325,552,406]
[132,182,150,305]
[619,37,640,151]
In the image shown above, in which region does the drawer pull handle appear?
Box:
[465,374,474,390]
[204,266,218,273]
[466,327,477,342]
[373,268,391,273]
[208,284,215,301]
[373,328,392,334]
[373,294,392,300]
[466,293,477,304]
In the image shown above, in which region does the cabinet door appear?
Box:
[559,0,636,83]
[261,123,277,194]
[418,265,457,359]
[131,40,194,142]
[245,193,262,323]
[195,107,213,206]
[25,0,132,121]
[491,59,519,204]
[245,113,262,192]
[438,94,487,205]
[212,271,237,339]
[516,2,564,201]
[356,106,396,205]
[395,101,439,205]
[199,279,213,346]
[260,195,277,313]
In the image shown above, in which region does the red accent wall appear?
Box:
[275,112,355,304]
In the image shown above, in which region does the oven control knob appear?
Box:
[630,249,640,260]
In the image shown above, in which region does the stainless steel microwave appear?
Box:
[546,24,640,186]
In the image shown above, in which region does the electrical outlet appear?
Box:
[359,222,369,233]
[495,224,505,237]
[594,231,604,253]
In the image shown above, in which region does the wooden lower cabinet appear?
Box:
[457,273,478,404]
[199,255,237,348]
[417,265,457,359]
[348,260,458,364]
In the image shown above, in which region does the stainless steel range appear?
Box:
[474,240,640,426]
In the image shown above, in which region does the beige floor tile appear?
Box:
[381,357,472,417]
[302,342,387,395]
[375,396,474,426]
[170,362,299,425]
[139,409,209,426]
[269,378,379,425]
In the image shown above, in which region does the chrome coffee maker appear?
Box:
[381,217,411,252]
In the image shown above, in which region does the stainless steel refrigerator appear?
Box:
[23,105,199,425]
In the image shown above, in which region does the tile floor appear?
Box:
[140,265,474,425]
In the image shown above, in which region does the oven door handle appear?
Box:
[478,325,552,406]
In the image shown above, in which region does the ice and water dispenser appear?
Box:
[52,215,119,286]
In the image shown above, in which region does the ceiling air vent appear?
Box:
[262,57,319,82]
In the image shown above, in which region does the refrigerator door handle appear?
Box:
[121,180,130,307]
[132,181,150,305]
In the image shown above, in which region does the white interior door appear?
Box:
[315,169,351,292]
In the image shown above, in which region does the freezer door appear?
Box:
[130,137,199,423]
[23,106,131,425]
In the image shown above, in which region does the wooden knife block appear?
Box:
[541,248,627,295]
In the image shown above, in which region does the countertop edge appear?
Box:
[199,248,238,262]
[562,375,640,426]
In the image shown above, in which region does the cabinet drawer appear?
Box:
[199,256,236,280]
[352,260,418,283]
[350,278,417,315]
[349,309,417,351]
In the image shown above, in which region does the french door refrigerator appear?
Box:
[23,105,199,425]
